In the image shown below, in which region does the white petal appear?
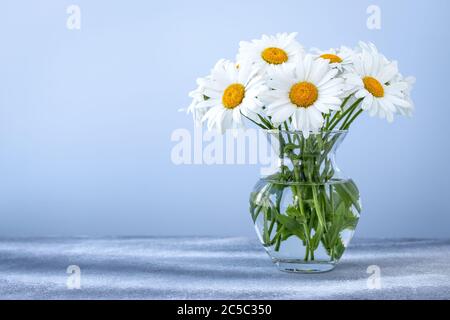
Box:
[270,104,296,123]
[355,89,369,99]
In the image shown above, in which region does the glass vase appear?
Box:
[250,130,362,273]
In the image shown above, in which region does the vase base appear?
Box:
[274,259,336,273]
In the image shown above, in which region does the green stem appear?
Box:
[340,105,357,128]
[342,108,364,130]
[264,128,351,262]
[274,230,283,251]
[240,111,269,130]
[304,243,310,261]
[312,185,327,232]
[328,98,363,131]
[326,95,352,130]
[283,122,293,144]
[289,138,315,261]
[268,218,276,236]
[257,114,275,129]
[340,98,363,129]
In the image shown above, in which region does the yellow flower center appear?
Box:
[222,83,245,109]
[363,76,384,98]
[289,82,319,108]
[261,47,289,65]
[320,53,343,64]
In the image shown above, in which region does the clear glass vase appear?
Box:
[250,130,362,273]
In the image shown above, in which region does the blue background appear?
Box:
[0,0,449,237]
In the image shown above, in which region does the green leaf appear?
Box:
[276,213,303,230]
[250,205,263,223]
[285,205,306,223]
[257,114,275,129]
[276,213,306,241]
[332,236,346,260]
[310,223,324,251]
[286,206,297,217]
[334,182,361,212]
[283,143,299,153]
[328,203,346,245]
[342,211,359,230]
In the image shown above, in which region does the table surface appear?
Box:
[0,237,449,300]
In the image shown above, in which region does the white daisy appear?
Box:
[263,54,345,137]
[187,59,227,126]
[344,42,411,122]
[237,32,304,74]
[311,46,354,71]
[357,41,389,63]
[187,77,209,126]
[199,60,267,133]
[393,74,415,117]
[311,46,357,98]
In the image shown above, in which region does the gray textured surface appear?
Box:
[0,237,449,300]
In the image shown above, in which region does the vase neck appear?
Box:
[265,130,347,183]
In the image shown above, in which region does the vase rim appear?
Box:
[265,129,348,134]
[265,178,352,186]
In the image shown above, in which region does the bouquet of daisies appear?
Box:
[187,33,414,270]
[188,32,414,135]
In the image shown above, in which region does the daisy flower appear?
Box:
[187,59,228,126]
[394,74,415,117]
[187,76,210,126]
[263,54,344,137]
[311,46,357,98]
[344,42,411,122]
[199,60,267,133]
[237,32,304,74]
[311,46,354,71]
